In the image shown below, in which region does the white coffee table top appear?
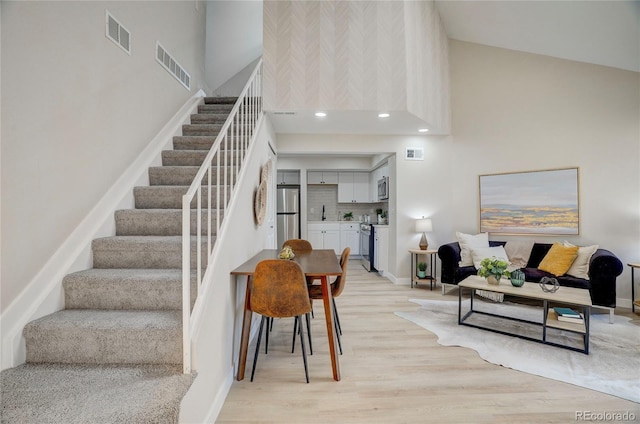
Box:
[459,275,592,307]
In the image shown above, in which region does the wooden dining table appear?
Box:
[230,249,343,381]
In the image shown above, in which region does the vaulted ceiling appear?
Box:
[436,0,639,73]
[266,0,639,136]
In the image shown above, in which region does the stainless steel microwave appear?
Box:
[377,176,389,201]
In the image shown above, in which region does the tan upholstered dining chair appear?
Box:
[249,259,313,383]
[282,238,313,252]
[283,239,316,288]
[294,247,350,355]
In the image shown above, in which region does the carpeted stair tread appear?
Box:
[115,209,220,236]
[92,235,210,269]
[134,185,231,209]
[172,136,219,151]
[149,166,206,186]
[63,268,197,310]
[0,363,194,424]
[24,309,182,364]
[162,149,209,166]
[148,166,227,186]
[182,123,224,136]
[190,113,229,124]
[198,104,234,114]
[172,135,240,151]
[182,123,250,136]
[204,96,237,104]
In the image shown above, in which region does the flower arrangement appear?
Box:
[477,257,511,280]
[279,245,295,260]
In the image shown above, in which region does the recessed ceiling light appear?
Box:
[315,111,327,117]
[418,128,429,133]
[378,113,390,118]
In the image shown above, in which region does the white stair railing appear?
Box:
[181,59,263,373]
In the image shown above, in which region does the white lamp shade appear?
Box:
[415,218,432,233]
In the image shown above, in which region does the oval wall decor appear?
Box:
[261,160,272,183]
[254,180,267,225]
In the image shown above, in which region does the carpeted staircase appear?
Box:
[1,97,238,423]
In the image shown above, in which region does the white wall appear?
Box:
[1,1,207,313]
[448,40,640,306]
[275,42,640,307]
[180,116,275,423]
[205,0,263,94]
[0,3,3,315]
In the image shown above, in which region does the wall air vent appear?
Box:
[105,11,131,55]
[405,147,424,161]
[156,42,191,91]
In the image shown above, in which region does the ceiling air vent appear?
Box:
[105,11,131,55]
[156,42,191,91]
[405,147,424,161]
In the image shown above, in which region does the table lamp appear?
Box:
[415,217,432,250]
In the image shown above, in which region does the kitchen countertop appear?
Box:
[308,220,363,224]
[308,221,388,225]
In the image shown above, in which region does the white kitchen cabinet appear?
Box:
[308,223,341,252]
[307,171,338,185]
[338,172,370,203]
[277,170,300,185]
[369,170,378,202]
[340,222,360,255]
[353,172,369,202]
[374,226,389,275]
[378,163,389,178]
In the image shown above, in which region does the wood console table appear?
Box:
[458,275,592,354]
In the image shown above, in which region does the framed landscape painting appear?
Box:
[479,167,580,235]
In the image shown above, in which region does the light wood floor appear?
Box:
[216,261,639,423]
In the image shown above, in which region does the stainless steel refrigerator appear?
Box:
[276,185,300,248]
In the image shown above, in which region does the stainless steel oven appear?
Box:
[360,223,375,271]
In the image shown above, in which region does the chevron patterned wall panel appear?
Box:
[263,0,450,133]
[404,0,451,133]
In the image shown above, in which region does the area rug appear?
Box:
[395,298,640,403]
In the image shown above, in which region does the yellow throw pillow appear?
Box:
[538,242,579,276]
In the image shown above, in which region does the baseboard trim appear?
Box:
[181,366,234,424]
[0,90,206,371]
